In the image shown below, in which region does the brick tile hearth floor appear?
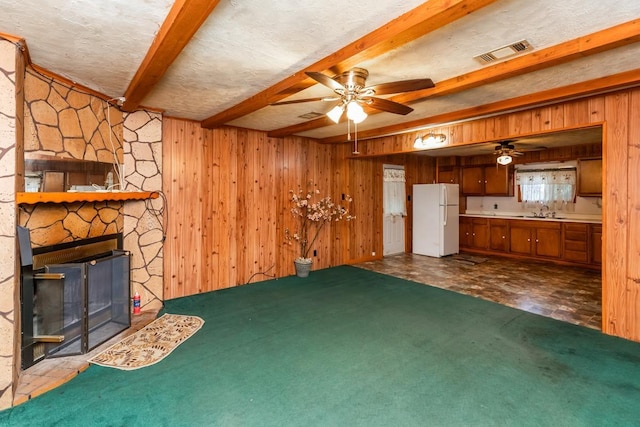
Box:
[13,310,159,406]
[355,252,602,330]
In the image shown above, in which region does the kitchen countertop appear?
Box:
[461,211,602,224]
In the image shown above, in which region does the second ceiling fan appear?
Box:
[271,68,435,123]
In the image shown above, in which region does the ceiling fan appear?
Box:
[494,140,524,165]
[270,67,435,123]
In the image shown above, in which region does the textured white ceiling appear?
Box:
[1,0,640,140]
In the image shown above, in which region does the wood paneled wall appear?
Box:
[162,119,435,298]
[163,86,640,342]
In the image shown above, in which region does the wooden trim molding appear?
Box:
[122,0,221,111]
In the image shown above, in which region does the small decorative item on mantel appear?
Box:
[285,182,354,278]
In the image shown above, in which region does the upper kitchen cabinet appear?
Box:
[436,157,460,184]
[437,166,459,184]
[461,165,514,196]
[577,157,602,196]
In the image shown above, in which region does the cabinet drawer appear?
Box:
[565,230,588,241]
[565,240,587,252]
[564,250,588,263]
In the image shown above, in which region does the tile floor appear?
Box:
[355,252,602,330]
[13,254,601,406]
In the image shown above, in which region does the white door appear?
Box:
[383,165,406,256]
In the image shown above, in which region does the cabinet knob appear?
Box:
[502,236,506,239]
[527,238,531,242]
[536,239,539,243]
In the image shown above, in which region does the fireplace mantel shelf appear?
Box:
[17,191,159,205]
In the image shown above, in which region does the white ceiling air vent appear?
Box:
[474,40,533,65]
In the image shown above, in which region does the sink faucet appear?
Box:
[539,204,550,217]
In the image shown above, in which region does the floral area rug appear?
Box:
[88,313,204,370]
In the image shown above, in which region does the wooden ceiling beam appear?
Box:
[280,18,640,140]
[121,0,221,112]
[318,68,640,144]
[201,0,499,129]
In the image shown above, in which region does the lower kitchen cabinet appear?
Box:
[460,216,599,268]
[534,225,562,258]
[489,219,509,252]
[563,223,589,263]
[509,220,561,259]
[460,217,489,250]
[590,224,602,265]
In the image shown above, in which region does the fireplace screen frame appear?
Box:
[18,228,131,369]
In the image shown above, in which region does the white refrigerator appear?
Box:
[412,183,459,257]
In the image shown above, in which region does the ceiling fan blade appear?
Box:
[270,97,339,106]
[367,97,413,115]
[362,78,434,95]
[306,71,345,92]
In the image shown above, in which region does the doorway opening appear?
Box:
[383,164,406,256]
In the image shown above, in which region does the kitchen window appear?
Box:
[516,167,576,210]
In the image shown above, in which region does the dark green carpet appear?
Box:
[2,266,640,426]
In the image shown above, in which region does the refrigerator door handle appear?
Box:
[443,202,448,226]
[442,185,448,226]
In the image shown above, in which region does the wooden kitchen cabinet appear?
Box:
[459,217,489,250]
[489,219,509,252]
[509,222,534,255]
[590,224,602,265]
[461,216,600,269]
[484,165,513,196]
[509,220,561,259]
[563,223,589,263]
[437,166,459,184]
[535,225,562,258]
[461,166,484,195]
[461,165,513,196]
[577,157,602,196]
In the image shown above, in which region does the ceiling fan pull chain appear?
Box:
[353,121,360,154]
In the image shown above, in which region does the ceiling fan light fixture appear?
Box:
[327,104,344,123]
[497,154,513,165]
[346,101,367,123]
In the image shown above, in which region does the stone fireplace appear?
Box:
[0,38,164,409]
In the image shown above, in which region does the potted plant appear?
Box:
[285,182,354,277]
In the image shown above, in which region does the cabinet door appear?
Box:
[438,168,458,184]
[577,158,602,196]
[534,227,561,258]
[459,217,472,248]
[471,219,489,249]
[489,220,509,252]
[461,166,484,195]
[484,165,513,196]
[591,224,602,265]
[510,225,534,255]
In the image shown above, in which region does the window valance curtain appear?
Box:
[383,168,406,216]
[516,168,576,209]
